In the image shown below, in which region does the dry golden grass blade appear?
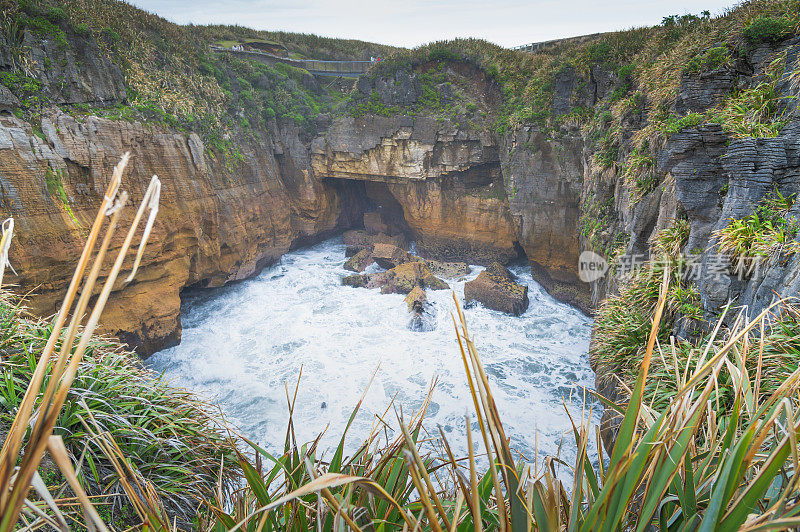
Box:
[79,405,171,530]
[451,294,506,531]
[27,471,68,531]
[403,449,443,532]
[0,155,124,496]
[0,217,14,288]
[450,489,465,532]
[34,196,127,435]
[303,457,365,532]
[677,301,783,400]
[437,425,476,519]
[229,473,369,532]
[47,436,110,532]
[2,165,164,532]
[2,191,132,528]
[125,175,161,282]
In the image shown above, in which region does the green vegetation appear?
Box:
[710,52,790,137]
[580,194,623,259]
[0,293,238,524]
[623,146,657,200]
[650,217,690,258]
[0,0,394,143]
[743,15,795,44]
[656,111,706,136]
[684,45,730,73]
[715,189,800,277]
[592,238,703,388]
[0,71,43,109]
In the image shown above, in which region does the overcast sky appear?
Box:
[130,0,741,48]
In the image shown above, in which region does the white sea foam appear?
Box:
[148,236,599,471]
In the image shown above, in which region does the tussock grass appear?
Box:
[0,296,237,523]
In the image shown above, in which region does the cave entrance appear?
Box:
[361,180,413,239]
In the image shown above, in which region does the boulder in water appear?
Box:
[382,262,449,294]
[404,286,427,314]
[344,248,374,272]
[424,259,471,278]
[464,262,529,316]
[342,230,408,256]
[372,243,407,269]
[373,232,409,250]
[405,286,436,332]
[343,230,373,256]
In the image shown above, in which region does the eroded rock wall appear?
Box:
[311,106,590,305]
[312,115,520,265]
[1,111,364,354]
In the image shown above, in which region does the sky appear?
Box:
[129,0,741,49]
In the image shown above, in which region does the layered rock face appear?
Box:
[311,63,591,309]
[501,127,587,310]
[0,112,364,354]
[312,115,520,265]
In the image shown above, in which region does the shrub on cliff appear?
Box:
[743,16,795,44]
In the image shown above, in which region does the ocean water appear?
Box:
[147,237,598,471]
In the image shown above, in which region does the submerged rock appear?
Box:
[343,261,449,295]
[404,286,436,332]
[344,248,374,272]
[464,263,529,316]
[342,274,368,288]
[404,286,427,314]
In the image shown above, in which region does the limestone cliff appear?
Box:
[312,115,520,265]
[312,63,590,309]
[1,111,364,354]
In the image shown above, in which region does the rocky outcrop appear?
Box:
[344,248,374,272]
[586,36,800,453]
[0,112,365,354]
[404,285,436,332]
[342,229,408,256]
[464,263,529,316]
[404,286,427,314]
[312,115,520,265]
[342,260,448,294]
[372,243,407,269]
[311,60,591,306]
[422,259,470,278]
[501,127,588,311]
